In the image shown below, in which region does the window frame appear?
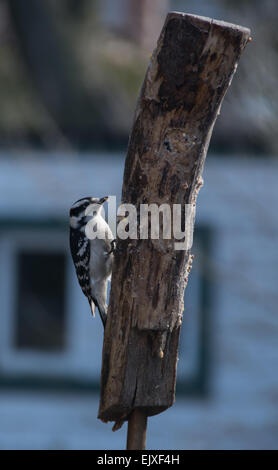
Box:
[0,219,103,390]
[0,219,212,396]
[177,225,213,397]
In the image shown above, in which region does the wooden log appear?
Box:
[98,12,250,424]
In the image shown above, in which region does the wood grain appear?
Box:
[98,12,250,423]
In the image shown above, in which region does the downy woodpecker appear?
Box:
[69,196,114,327]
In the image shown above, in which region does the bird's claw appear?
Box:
[107,239,117,255]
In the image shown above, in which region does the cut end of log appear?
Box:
[167,11,251,37]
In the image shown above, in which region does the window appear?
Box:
[0,221,212,396]
[15,251,66,351]
[0,221,104,387]
[177,225,212,396]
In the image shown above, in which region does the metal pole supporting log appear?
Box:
[126,409,148,450]
[98,11,251,449]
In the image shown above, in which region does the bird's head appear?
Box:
[69,196,108,229]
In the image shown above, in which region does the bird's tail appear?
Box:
[90,297,107,328]
[89,299,96,317]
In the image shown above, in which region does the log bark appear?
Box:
[98,12,250,423]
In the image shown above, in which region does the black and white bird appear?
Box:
[69,196,114,327]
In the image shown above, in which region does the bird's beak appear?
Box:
[100,196,108,204]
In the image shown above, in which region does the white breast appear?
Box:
[86,213,114,283]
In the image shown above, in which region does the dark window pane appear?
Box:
[15,251,66,351]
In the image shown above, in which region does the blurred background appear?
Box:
[0,0,277,450]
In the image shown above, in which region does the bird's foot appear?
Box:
[107,239,117,255]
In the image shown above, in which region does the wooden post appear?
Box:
[98,12,250,448]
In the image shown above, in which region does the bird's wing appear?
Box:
[70,228,91,299]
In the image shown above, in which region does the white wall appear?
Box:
[0,153,277,449]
